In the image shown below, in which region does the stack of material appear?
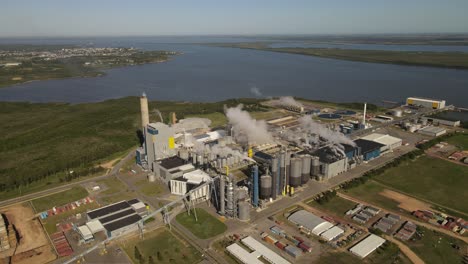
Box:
[0,215,10,252]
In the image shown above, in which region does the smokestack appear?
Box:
[219,176,225,216]
[362,102,367,126]
[252,165,259,207]
[140,92,150,129]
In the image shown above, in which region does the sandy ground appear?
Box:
[379,189,432,212]
[1,203,56,263]
[100,158,120,169]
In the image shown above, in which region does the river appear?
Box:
[0,36,467,107]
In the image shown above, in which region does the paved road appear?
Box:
[0,148,136,209]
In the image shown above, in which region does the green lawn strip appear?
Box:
[308,196,357,216]
[373,156,468,214]
[32,186,89,212]
[122,228,202,264]
[403,226,466,264]
[176,208,227,239]
[97,177,128,196]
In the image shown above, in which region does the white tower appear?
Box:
[140,92,150,130]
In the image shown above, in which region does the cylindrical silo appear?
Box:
[279,151,286,196]
[285,152,291,191]
[221,158,227,169]
[311,156,320,176]
[219,176,225,215]
[260,175,272,199]
[192,153,197,165]
[290,158,302,188]
[271,157,278,200]
[238,201,250,221]
[237,187,248,201]
[226,175,235,217]
[251,165,259,207]
[197,155,203,166]
[301,155,311,184]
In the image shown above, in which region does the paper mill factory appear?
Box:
[133,93,404,222]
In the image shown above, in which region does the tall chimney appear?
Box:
[362,102,367,126]
[140,92,150,129]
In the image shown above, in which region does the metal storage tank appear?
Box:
[279,152,286,196]
[290,158,302,187]
[301,155,311,184]
[191,153,197,165]
[197,155,203,165]
[237,187,248,201]
[219,176,225,215]
[260,175,272,199]
[311,156,320,176]
[285,152,291,189]
[179,149,189,161]
[393,109,402,117]
[238,201,250,221]
[271,157,278,200]
[148,174,155,182]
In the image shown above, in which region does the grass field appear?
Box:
[42,202,99,234]
[445,133,468,150]
[343,181,401,212]
[176,208,227,239]
[308,196,357,216]
[97,177,128,196]
[135,179,165,196]
[31,186,89,212]
[122,228,202,264]
[403,226,465,264]
[318,241,411,264]
[374,155,468,214]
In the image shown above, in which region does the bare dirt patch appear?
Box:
[100,157,120,169]
[1,203,56,263]
[379,189,432,212]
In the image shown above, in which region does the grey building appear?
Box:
[145,122,176,171]
[312,147,348,179]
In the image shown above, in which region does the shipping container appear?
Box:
[298,242,312,252]
[285,245,302,258]
[275,242,287,250]
[263,235,278,245]
[293,236,305,243]
[286,235,300,246]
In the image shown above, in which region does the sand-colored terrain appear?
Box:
[0,203,56,263]
[379,189,432,212]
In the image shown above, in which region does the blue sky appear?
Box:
[1,0,467,37]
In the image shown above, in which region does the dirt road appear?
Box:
[384,235,425,264]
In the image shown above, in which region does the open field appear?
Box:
[379,189,433,212]
[445,133,468,150]
[307,196,357,216]
[0,97,266,201]
[31,186,88,212]
[135,179,165,196]
[404,226,466,264]
[0,203,56,263]
[176,208,227,239]
[214,43,468,69]
[374,155,468,214]
[97,177,127,196]
[343,181,401,212]
[122,228,202,264]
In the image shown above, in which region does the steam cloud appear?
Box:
[298,115,356,156]
[279,96,303,108]
[250,86,263,97]
[225,104,273,145]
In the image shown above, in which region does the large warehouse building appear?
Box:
[354,139,384,161]
[349,234,386,258]
[361,133,402,154]
[288,210,334,235]
[83,199,147,238]
[170,169,211,203]
[406,97,446,109]
[226,236,290,264]
[313,147,348,179]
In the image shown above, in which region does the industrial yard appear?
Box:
[0,94,466,264]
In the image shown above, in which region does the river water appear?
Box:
[0,36,467,107]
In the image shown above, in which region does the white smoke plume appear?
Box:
[298,115,356,148]
[172,117,211,133]
[250,86,263,97]
[225,104,273,145]
[279,96,303,108]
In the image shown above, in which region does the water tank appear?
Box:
[311,156,320,176]
[290,158,302,188]
[148,174,155,182]
[393,109,402,117]
[301,155,311,184]
[238,201,250,221]
[179,149,189,161]
[197,155,204,165]
[260,175,272,199]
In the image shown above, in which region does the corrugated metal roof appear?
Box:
[349,234,386,258]
[320,226,344,241]
[241,236,290,264]
[288,210,333,235]
[226,243,263,264]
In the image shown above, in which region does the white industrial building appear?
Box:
[421,117,460,127]
[226,236,290,264]
[312,147,349,179]
[361,133,402,153]
[407,97,446,109]
[170,169,211,202]
[349,234,386,258]
[154,156,195,182]
[145,122,176,171]
[320,226,344,241]
[288,210,334,235]
[418,126,447,137]
[78,225,93,242]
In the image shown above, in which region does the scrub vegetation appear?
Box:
[213,43,468,70]
[0,97,266,201]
